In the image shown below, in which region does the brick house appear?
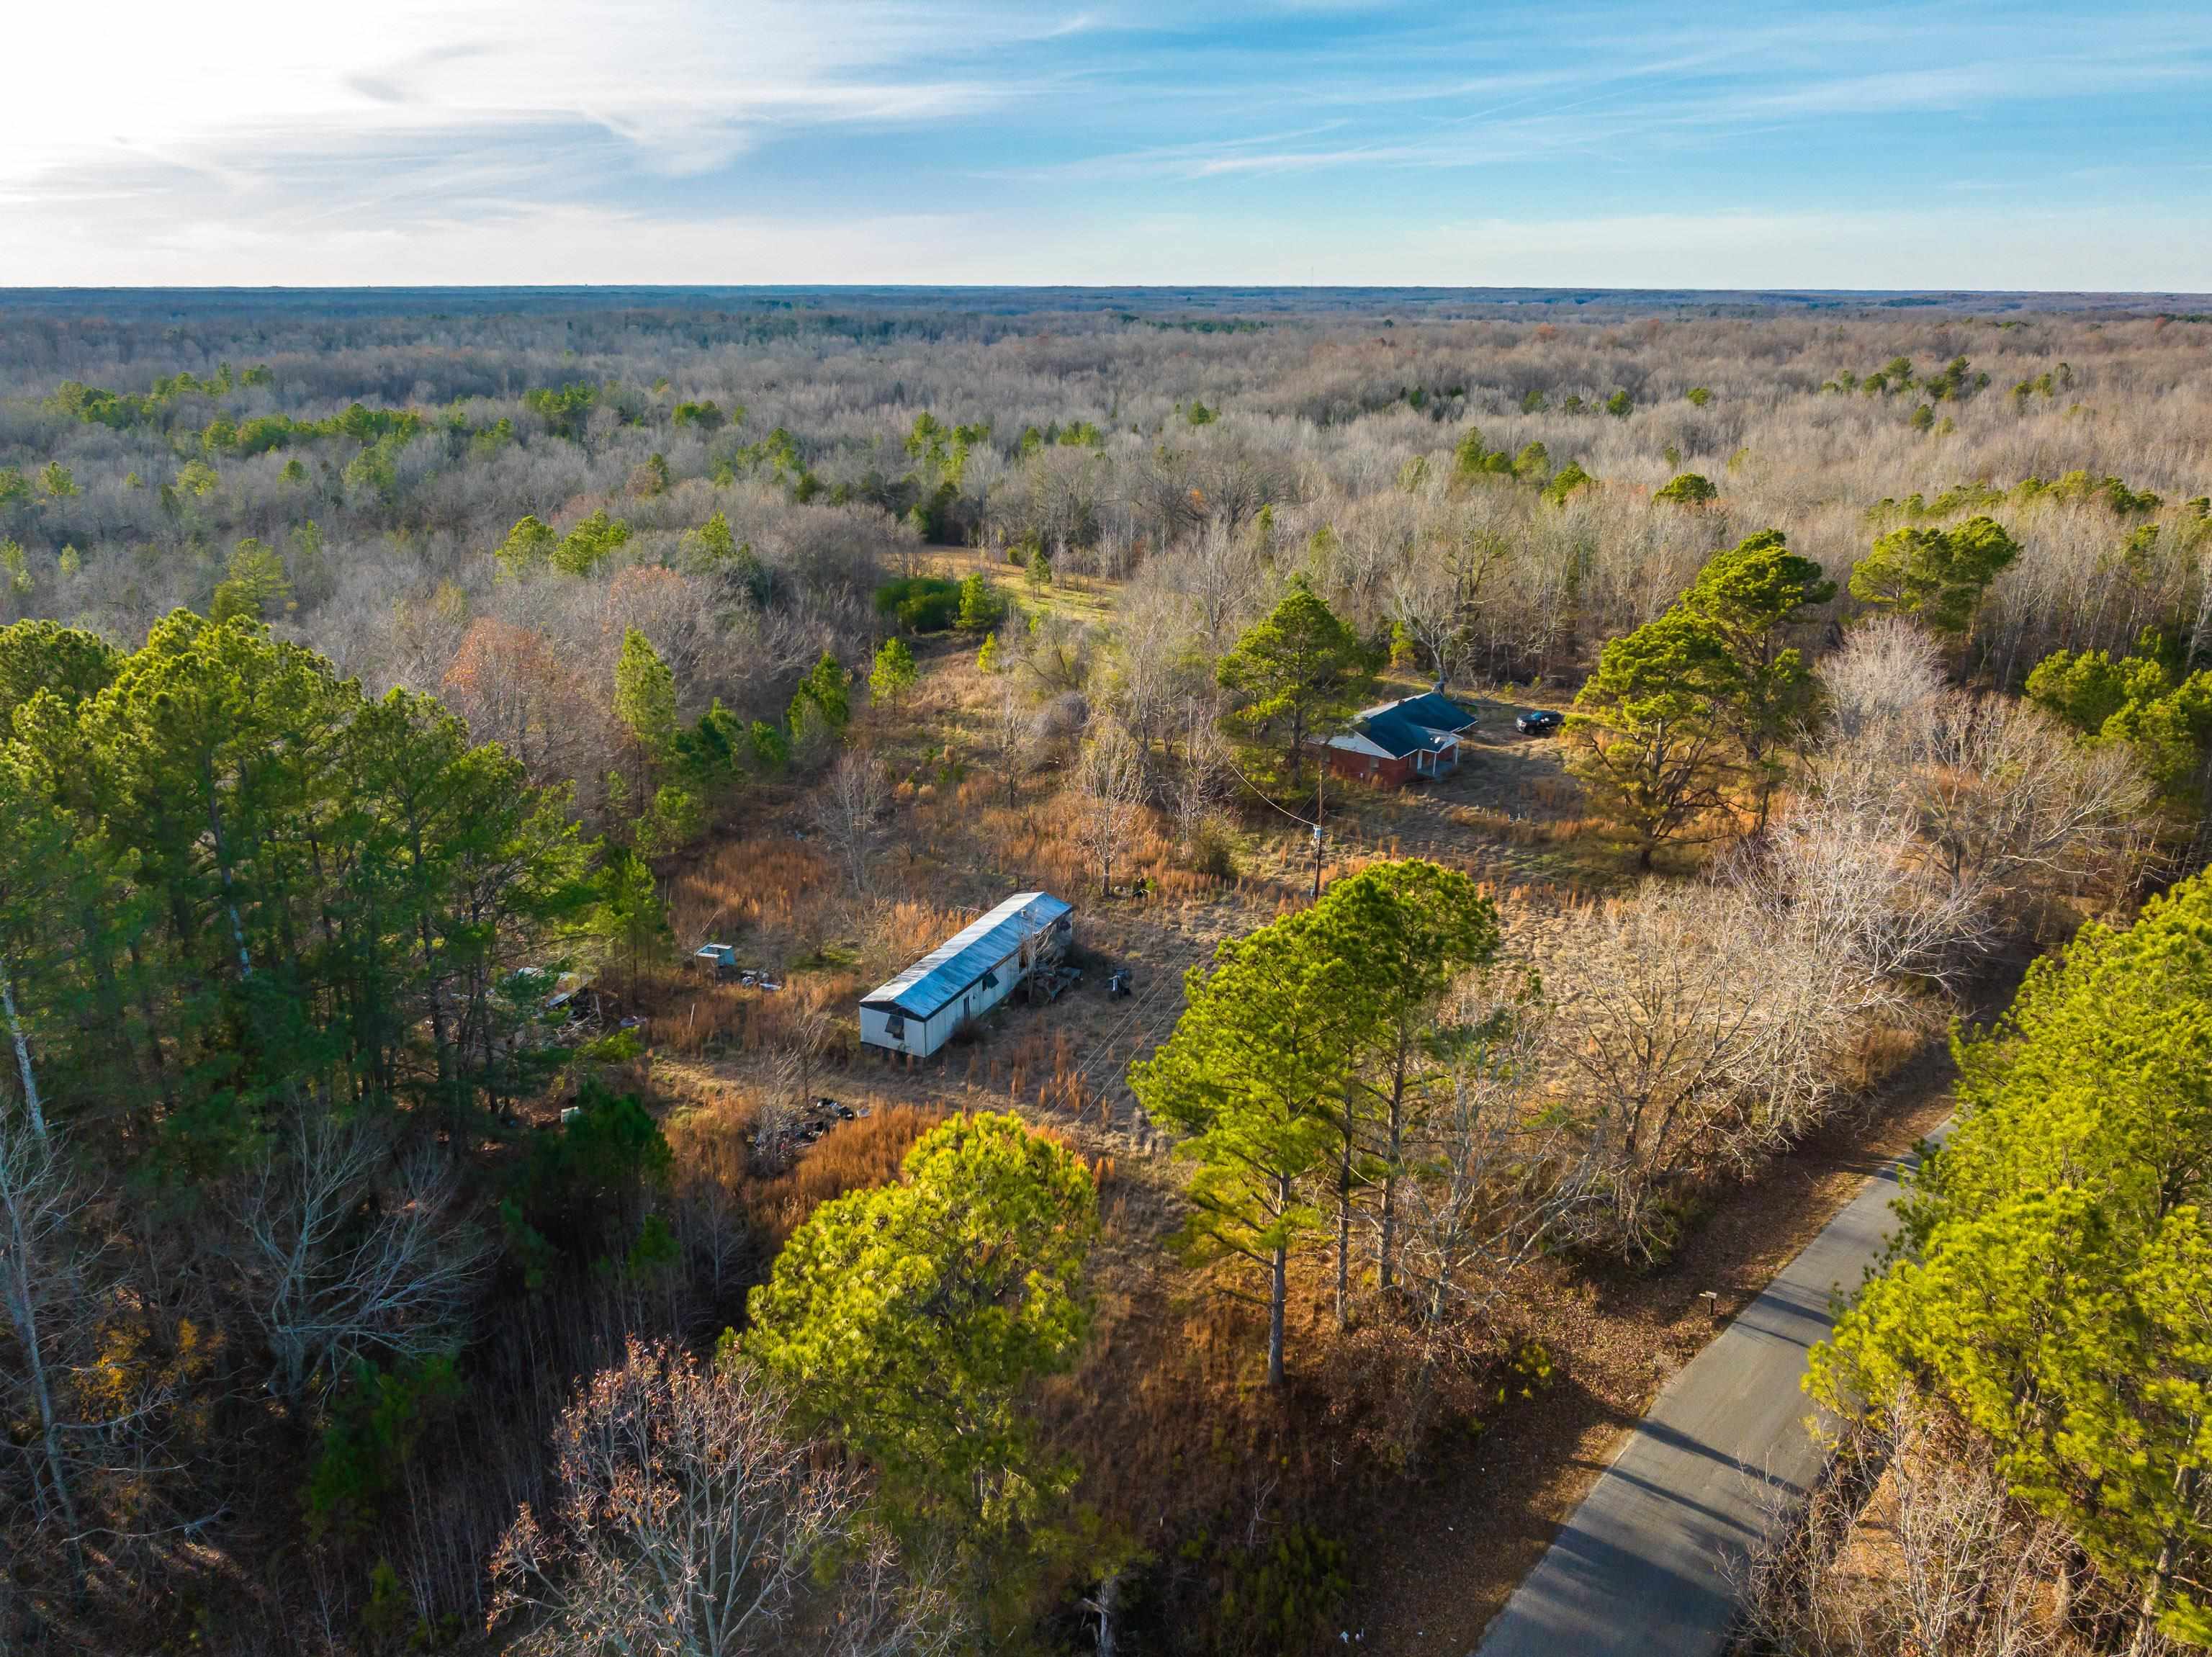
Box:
[1311,692,1480,786]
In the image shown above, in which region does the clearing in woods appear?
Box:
[641,559,1923,1652]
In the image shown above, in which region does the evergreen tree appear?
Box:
[209,537,292,624]
[1310,862,1502,1298]
[1215,577,1376,784]
[957,570,1005,633]
[1849,513,2020,635]
[747,1113,1097,1619]
[1654,472,1716,505]
[1816,872,2212,1648]
[1678,529,1834,823]
[2028,643,2212,812]
[1567,611,1745,868]
[612,628,678,762]
[0,620,116,726]
[869,637,918,709]
[550,510,630,578]
[0,611,589,1169]
[589,849,671,1000]
[493,514,557,577]
[1130,915,1349,1384]
[788,651,849,736]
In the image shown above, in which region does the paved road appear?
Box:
[1470,1131,1943,1657]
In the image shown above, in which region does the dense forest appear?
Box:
[3,290,2211,1656]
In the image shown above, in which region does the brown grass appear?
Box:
[665,835,839,966]
[667,1092,953,1248]
[1449,801,1602,845]
[651,971,862,1061]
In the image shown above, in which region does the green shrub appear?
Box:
[508,1081,671,1271]
[1655,472,1717,506]
[873,575,962,632]
[307,1356,462,1537]
[1215,1524,1350,1656]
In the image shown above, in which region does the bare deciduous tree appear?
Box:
[1734,753,1996,989]
[1171,520,1260,652]
[227,1109,489,1407]
[985,680,1033,809]
[814,752,891,897]
[1393,983,1577,1337]
[1074,722,1147,897]
[752,1001,832,1176]
[1820,616,1948,740]
[1388,555,1462,692]
[1897,693,2151,913]
[1540,887,1781,1257]
[1734,1396,2072,1657]
[0,1108,85,1549]
[669,1113,752,1306]
[1539,878,1910,1261]
[1172,693,1231,855]
[490,1337,958,1657]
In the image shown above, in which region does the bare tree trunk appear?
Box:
[1,969,45,1142]
[2134,1465,2195,1657]
[0,1118,81,1566]
[1268,1176,1289,1388]
[1090,1568,1120,1657]
[1335,1100,1354,1332]
[205,771,253,980]
[1378,1063,1404,1293]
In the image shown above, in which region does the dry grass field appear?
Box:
[607,605,1963,1650]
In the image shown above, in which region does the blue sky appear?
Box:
[4,0,2208,288]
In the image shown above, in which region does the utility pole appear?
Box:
[1310,760,1325,903]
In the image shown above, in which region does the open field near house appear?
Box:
[617,624,1969,1650]
[643,629,1611,1136]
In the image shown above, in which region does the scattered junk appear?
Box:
[542,967,595,1012]
[756,1094,866,1168]
[691,942,781,990]
[793,1095,856,1141]
[860,891,1074,1058]
[1028,964,1083,1005]
[1106,967,1133,998]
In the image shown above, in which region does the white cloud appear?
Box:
[2,0,1037,184]
[0,195,983,287]
[3,0,2208,288]
[5,194,2206,291]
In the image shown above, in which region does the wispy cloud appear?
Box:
[1,0,2207,287]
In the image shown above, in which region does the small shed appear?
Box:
[859,892,1073,1058]
[1314,692,1479,786]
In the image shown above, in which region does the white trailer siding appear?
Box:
[858,893,1070,1059]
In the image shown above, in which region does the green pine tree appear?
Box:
[1215,577,1376,785]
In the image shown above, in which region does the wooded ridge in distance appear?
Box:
[1,287,2210,1656]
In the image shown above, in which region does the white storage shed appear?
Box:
[858,892,1072,1059]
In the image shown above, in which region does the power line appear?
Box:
[1215,742,1334,898]
[1217,746,1318,830]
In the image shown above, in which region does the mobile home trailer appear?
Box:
[858,892,1072,1058]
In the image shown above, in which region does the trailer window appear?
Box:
[885,1012,905,1041]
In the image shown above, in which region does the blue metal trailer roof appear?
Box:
[860,892,1072,1019]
